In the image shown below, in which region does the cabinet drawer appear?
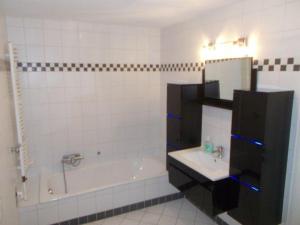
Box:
[168,164,217,216]
[185,184,214,216]
[168,165,193,191]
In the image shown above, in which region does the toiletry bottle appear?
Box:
[204,136,214,153]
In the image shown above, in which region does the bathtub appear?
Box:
[40,156,168,203]
[19,156,180,225]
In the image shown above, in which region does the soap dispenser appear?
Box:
[204,136,214,153]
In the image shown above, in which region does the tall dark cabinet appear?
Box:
[229,90,294,225]
[167,84,202,159]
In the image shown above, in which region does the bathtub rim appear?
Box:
[39,156,168,203]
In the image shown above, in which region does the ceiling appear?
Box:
[0,0,238,27]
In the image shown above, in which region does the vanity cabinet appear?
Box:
[168,156,239,217]
[167,83,202,155]
[229,90,294,225]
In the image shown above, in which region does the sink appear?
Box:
[168,147,229,181]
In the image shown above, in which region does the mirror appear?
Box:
[203,57,256,109]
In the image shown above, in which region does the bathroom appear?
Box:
[0,0,300,225]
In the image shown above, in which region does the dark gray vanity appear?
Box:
[166,57,294,225]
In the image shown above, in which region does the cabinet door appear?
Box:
[167,85,182,116]
[181,102,202,145]
[167,120,181,147]
[232,91,267,141]
[229,185,260,225]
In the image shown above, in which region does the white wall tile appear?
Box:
[27,72,47,88]
[96,188,113,212]
[113,184,129,208]
[78,192,97,217]
[44,19,61,30]
[58,196,78,221]
[62,47,80,62]
[6,16,23,27]
[285,1,300,30]
[44,46,63,62]
[7,27,25,44]
[37,202,59,225]
[25,28,44,46]
[26,45,44,61]
[47,72,65,88]
[19,206,38,225]
[23,18,43,29]
[44,29,62,46]
[62,31,79,47]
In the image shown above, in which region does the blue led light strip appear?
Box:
[167,113,182,120]
[231,134,264,147]
[230,176,260,192]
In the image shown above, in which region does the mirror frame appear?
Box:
[201,57,257,110]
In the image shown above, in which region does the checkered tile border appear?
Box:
[16,62,161,72]
[160,62,204,72]
[17,57,300,73]
[253,57,300,72]
[205,57,242,64]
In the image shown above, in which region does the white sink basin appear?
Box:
[168,147,229,181]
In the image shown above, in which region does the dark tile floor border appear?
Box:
[51,192,184,225]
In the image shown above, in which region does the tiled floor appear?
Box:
[86,199,217,225]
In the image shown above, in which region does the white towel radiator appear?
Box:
[8,42,32,201]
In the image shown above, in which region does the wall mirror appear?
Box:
[202,57,256,109]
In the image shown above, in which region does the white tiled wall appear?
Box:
[160,0,300,225]
[18,174,178,225]
[0,14,19,225]
[5,17,162,175]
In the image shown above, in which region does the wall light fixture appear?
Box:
[201,37,249,60]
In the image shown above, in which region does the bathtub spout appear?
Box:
[62,162,68,194]
[61,153,84,194]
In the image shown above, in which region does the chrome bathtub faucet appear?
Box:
[62,153,84,166]
[61,153,84,194]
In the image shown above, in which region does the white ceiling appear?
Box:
[0,0,238,27]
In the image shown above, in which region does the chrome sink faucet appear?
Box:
[212,146,224,159]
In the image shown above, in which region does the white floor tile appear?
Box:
[120,219,140,225]
[178,209,197,222]
[125,210,145,221]
[176,218,195,225]
[163,207,180,218]
[84,199,216,225]
[102,215,125,225]
[141,212,162,224]
[145,204,165,215]
[158,215,177,225]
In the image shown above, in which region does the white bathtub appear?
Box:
[40,156,168,203]
[19,156,179,225]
